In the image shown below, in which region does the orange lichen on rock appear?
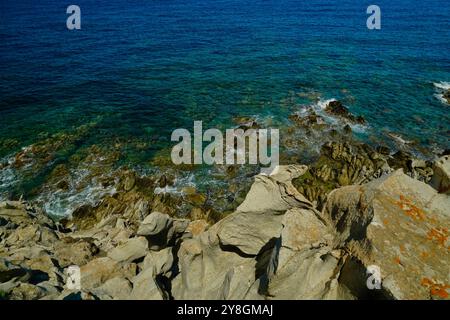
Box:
[421,278,450,299]
[427,227,449,247]
[420,251,430,259]
[395,195,426,221]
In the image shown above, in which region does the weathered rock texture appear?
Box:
[1,157,449,300]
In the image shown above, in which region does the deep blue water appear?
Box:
[0,0,449,210]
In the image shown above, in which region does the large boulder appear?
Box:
[141,247,174,277]
[217,211,284,256]
[107,237,148,263]
[171,165,318,300]
[171,225,260,300]
[323,169,450,300]
[137,212,189,250]
[128,247,176,300]
[216,165,316,256]
[258,208,353,299]
[236,165,312,214]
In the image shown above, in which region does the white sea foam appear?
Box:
[434,81,450,91]
[0,155,19,201]
[0,167,17,200]
[154,172,196,196]
[42,184,117,218]
[309,98,368,132]
[433,81,450,104]
[35,161,119,218]
[317,98,337,110]
[154,185,181,195]
[434,93,448,104]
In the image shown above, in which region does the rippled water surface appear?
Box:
[0,0,449,214]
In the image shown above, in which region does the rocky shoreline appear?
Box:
[0,142,449,299]
[1,99,449,300]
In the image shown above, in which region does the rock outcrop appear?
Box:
[430,155,450,194]
[323,170,449,299]
[324,100,365,124]
[1,161,449,300]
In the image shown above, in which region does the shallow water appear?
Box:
[0,0,449,215]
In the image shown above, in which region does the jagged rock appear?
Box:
[129,268,164,300]
[107,237,148,263]
[122,171,136,192]
[217,165,314,256]
[237,165,313,214]
[35,281,61,296]
[141,247,174,276]
[127,247,176,300]
[0,258,30,283]
[63,172,155,232]
[293,142,390,209]
[122,199,149,225]
[232,116,260,130]
[137,212,189,250]
[323,170,450,300]
[288,110,325,129]
[217,212,284,256]
[325,100,365,124]
[171,166,315,300]
[21,252,61,286]
[430,155,450,194]
[0,259,32,296]
[137,212,172,236]
[171,226,259,300]
[0,204,29,226]
[259,208,349,299]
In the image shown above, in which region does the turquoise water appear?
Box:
[0,0,449,213]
